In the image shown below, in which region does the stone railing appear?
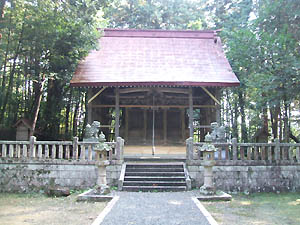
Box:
[186,138,300,163]
[0,136,124,162]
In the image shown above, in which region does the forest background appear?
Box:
[0,0,299,143]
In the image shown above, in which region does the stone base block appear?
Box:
[76,189,113,202]
[197,191,232,201]
[200,185,216,195]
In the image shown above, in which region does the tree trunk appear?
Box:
[81,91,89,140]
[42,79,64,139]
[279,106,283,141]
[0,11,25,124]
[270,105,280,140]
[0,11,12,110]
[262,106,269,142]
[30,78,45,137]
[232,96,238,140]
[65,88,72,139]
[283,101,290,142]
[238,91,248,143]
[72,97,80,137]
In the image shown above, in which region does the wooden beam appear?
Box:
[143,109,147,143]
[156,88,189,94]
[181,109,185,142]
[87,90,92,124]
[115,87,120,139]
[92,104,216,108]
[88,87,107,104]
[201,87,221,105]
[215,88,221,124]
[119,88,151,94]
[163,109,167,145]
[125,108,129,141]
[189,87,194,138]
[106,95,146,99]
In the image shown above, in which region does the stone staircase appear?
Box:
[118,162,191,192]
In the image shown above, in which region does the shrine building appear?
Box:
[70,29,239,148]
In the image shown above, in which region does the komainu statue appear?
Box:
[83,121,101,142]
[210,122,226,143]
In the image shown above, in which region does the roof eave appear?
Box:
[70,81,240,88]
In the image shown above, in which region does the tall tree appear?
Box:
[0,0,102,138]
[104,0,206,29]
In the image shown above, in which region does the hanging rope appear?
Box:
[152,94,155,155]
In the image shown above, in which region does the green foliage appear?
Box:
[0,0,298,142]
[0,0,102,139]
[103,0,206,29]
[218,0,300,142]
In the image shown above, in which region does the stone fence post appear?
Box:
[29,136,36,158]
[73,137,78,159]
[275,139,280,161]
[116,137,124,160]
[232,138,238,160]
[186,137,194,160]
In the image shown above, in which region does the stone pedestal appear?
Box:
[199,133,217,195]
[95,159,110,195]
[197,132,232,201]
[200,159,216,195]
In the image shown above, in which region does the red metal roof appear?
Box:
[70,29,240,87]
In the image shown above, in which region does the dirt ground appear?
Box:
[202,192,300,225]
[0,192,107,225]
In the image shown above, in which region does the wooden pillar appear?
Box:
[88,89,92,124]
[115,87,120,139]
[125,108,129,141]
[181,108,185,142]
[215,88,221,125]
[163,109,167,145]
[189,87,194,138]
[143,109,147,143]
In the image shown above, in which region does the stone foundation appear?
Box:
[0,159,122,193]
[187,160,300,193]
[1,158,300,193]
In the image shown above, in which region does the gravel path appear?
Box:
[100,191,211,225]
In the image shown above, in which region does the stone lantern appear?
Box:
[94,131,111,195]
[199,133,217,195]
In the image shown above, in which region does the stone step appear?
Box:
[124,157,185,163]
[122,186,186,192]
[126,168,184,172]
[125,171,185,177]
[123,181,186,186]
[126,163,183,168]
[120,162,190,192]
[124,176,186,182]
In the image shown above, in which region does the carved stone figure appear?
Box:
[95,132,111,151]
[210,122,226,142]
[83,121,101,142]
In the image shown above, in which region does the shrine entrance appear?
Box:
[123,107,186,156]
[124,108,185,144]
[87,86,220,157]
[122,89,188,156]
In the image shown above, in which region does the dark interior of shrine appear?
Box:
[88,87,219,145]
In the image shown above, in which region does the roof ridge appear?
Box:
[102,28,217,39]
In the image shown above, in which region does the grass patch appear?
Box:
[202,192,300,225]
[0,192,107,225]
